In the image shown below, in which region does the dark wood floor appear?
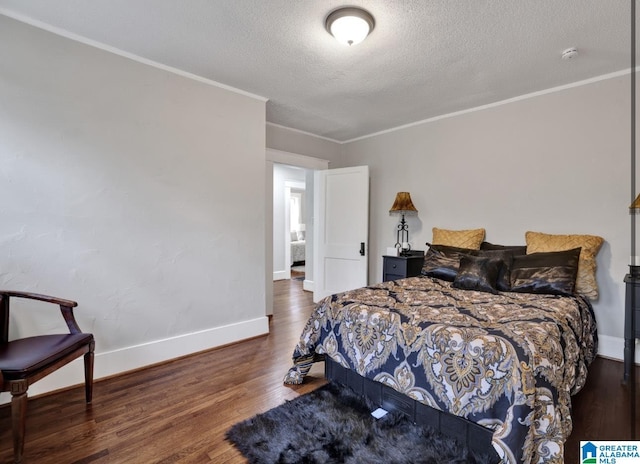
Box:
[0,277,636,463]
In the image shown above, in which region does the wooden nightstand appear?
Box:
[382,252,424,282]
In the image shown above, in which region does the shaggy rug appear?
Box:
[226,382,497,464]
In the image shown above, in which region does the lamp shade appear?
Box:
[389,192,418,216]
[325,7,375,46]
[631,193,640,213]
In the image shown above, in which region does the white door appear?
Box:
[313,166,369,302]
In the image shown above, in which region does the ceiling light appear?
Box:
[325,7,375,46]
[561,47,578,60]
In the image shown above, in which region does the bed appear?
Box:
[284,233,601,464]
[291,231,305,265]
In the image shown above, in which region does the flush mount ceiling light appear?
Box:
[561,47,578,60]
[325,7,375,46]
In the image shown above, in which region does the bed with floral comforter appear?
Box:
[284,275,597,464]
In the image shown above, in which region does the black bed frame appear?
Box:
[324,357,501,462]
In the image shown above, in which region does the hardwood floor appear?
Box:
[0,279,325,463]
[0,278,636,463]
[565,355,638,462]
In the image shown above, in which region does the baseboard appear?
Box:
[303,279,314,292]
[0,316,269,404]
[273,270,290,281]
[597,333,638,363]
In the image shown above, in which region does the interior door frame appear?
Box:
[265,149,329,316]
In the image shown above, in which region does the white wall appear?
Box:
[0,15,268,395]
[336,74,633,361]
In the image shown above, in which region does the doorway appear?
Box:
[273,164,308,281]
[289,186,306,282]
[265,149,329,317]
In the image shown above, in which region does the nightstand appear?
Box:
[624,269,640,383]
[382,252,424,282]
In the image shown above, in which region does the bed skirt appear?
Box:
[324,357,501,463]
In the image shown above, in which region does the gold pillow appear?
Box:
[432,227,485,250]
[525,231,604,300]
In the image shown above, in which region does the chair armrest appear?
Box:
[0,291,83,336]
[0,291,77,308]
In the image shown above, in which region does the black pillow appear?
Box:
[510,248,581,296]
[476,249,515,292]
[480,242,527,255]
[421,244,477,282]
[452,255,503,294]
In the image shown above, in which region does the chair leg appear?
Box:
[84,348,94,403]
[11,388,28,464]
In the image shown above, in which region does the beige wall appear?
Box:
[266,123,343,164]
[0,15,267,395]
[337,74,632,360]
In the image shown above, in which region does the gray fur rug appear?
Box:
[225,382,497,464]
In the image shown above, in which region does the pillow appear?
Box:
[480,242,527,255]
[525,231,604,300]
[432,227,485,250]
[297,230,305,241]
[476,249,515,292]
[452,255,503,294]
[291,231,298,242]
[421,244,477,281]
[510,248,582,296]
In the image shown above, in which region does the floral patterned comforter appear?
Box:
[284,276,597,464]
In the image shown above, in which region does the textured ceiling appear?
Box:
[0,0,633,142]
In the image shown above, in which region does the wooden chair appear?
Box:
[0,291,94,464]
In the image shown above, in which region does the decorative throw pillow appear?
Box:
[432,227,485,250]
[476,249,515,292]
[510,248,582,296]
[452,255,503,294]
[480,242,527,255]
[421,244,477,282]
[525,231,604,300]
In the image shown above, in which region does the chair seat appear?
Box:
[0,333,94,381]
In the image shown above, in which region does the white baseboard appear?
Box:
[1,316,269,404]
[597,333,638,362]
[303,279,314,292]
[273,270,290,280]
